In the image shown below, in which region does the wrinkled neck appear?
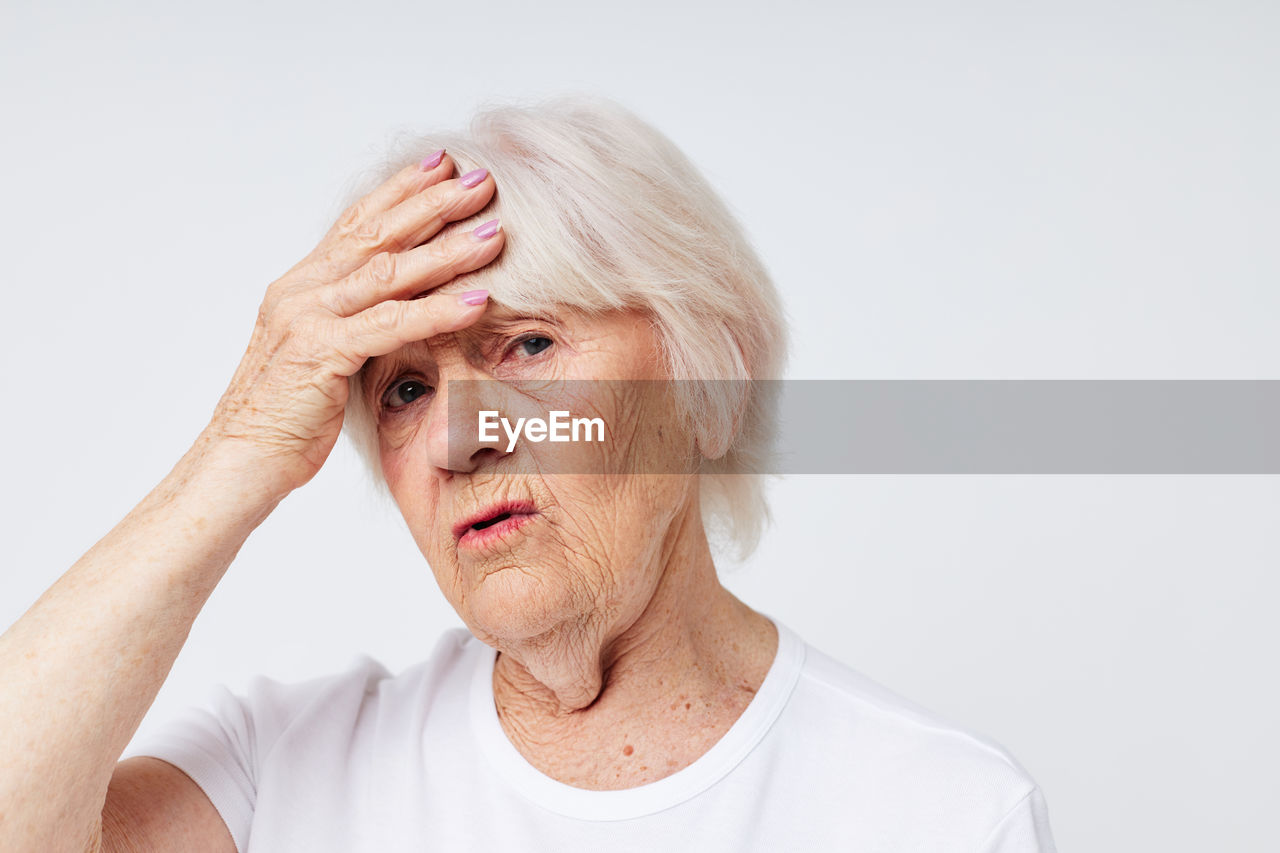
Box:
[490,502,759,721]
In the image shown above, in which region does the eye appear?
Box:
[383,379,432,410]
[508,335,553,360]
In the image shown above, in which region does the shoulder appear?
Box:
[235,627,479,730]
[140,627,482,767]
[125,629,488,852]
[797,640,1034,777]
[770,624,1048,842]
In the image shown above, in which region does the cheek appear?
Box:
[520,387,691,477]
[376,414,419,458]
[380,441,441,543]
[545,474,687,569]
[605,386,695,476]
[378,407,435,494]
[379,444,415,510]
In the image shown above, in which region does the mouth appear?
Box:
[453,500,539,549]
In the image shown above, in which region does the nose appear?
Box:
[424,375,511,475]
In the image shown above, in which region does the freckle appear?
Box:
[622,744,634,756]
[685,702,691,710]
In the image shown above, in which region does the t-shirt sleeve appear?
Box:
[978,786,1058,853]
[123,655,391,853]
[124,684,260,853]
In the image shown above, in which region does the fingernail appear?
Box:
[420,148,445,170]
[459,168,489,188]
[472,218,501,240]
[458,289,489,306]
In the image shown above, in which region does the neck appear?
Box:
[490,504,776,732]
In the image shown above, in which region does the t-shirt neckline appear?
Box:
[468,615,805,822]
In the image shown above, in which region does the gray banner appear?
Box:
[442,380,1280,474]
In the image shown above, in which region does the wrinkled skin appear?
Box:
[366,305,778,789]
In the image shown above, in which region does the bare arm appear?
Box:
[98,757,237,852]
[0,151,502,851]
[0,436,281,851]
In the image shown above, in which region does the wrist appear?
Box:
[164,432,294,528]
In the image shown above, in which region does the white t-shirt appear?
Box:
[127,620,1057,852]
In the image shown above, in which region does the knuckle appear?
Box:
[429,235,459,263]
[413,191,449,230]
[332,201,367,237]
[264,292,318,339]
[257,293,277,328]
[363,251,399,288]
[261,279,299,319]
[365,300,405,337]
[270,289,305,319]
[350,215,389,250]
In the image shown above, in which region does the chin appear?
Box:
[460,563,589,644]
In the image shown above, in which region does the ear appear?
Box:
[693,378,750,462]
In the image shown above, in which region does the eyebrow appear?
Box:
[363,345,423,402]
[361,307,560,402]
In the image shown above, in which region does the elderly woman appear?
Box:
[0,97,1056,852]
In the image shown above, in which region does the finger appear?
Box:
[330,289,491,377]
[328,151,456,236]
[323,218,506,316]
[281,154,458,287]
[344,168,498,256]
[317,168,498,283]
[384,168,497,251]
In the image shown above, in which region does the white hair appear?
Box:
[341,94,788,559]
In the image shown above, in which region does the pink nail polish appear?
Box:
[472,219,501,240]
[458,289,489,306]
[459,168,489,188]
[420,149,445,170]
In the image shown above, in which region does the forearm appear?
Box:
[0,435,286,850]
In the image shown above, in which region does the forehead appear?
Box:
[361,302,546,380]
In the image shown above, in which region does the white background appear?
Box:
[2,1,1277,850]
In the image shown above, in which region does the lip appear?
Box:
[452,500,539,549]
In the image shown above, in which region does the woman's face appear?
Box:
[364,305,699,647]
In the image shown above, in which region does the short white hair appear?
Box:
[341,94,788,559]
